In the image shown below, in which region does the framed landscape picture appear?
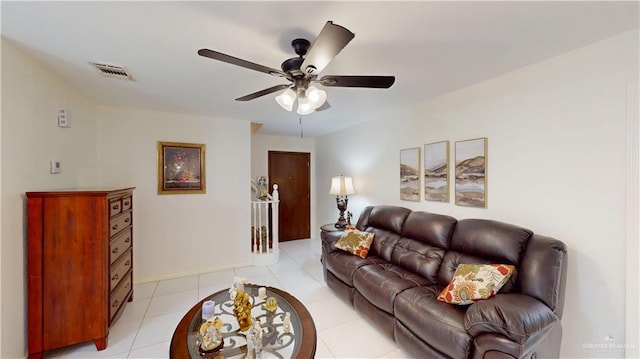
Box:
[400,147,421,201]
[424,141,449,202]
[157,141,206,195]
[455,138,487,207]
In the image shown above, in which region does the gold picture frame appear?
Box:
[455,137,487,207]
[400,147,421,201]
[157,141,206,195]
[424,141,450,202]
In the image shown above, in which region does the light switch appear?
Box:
[58,109,70,127]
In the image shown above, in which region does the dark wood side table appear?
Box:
[320,223,344,233]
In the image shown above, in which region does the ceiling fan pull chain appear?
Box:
[299,116,304,138]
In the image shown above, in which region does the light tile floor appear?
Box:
[44,237,410,359]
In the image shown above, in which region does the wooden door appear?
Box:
[268,151,310,241]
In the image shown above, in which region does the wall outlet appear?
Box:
[50,160,61,174]
[58,109,70,128]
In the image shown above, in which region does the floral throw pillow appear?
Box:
[334,229,374,259]
[437,264,515,305]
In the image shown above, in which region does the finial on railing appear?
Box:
[272,184,279,202]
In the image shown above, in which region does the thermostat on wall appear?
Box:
[50,160,61,174]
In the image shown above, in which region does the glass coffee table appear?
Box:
[170,284,316,359]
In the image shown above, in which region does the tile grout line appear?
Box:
[127,281,158,358]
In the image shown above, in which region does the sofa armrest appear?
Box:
[321,230,344,254]
[464,293,559,345]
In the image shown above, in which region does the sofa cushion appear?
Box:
[401,211,457,249]
[354,206,374,231]
[395,286,473,358]
[390,238,445,284]
[353,263,430,314]
[335,229,374,258]
[438,218,530,288]
[450,219,532,264]
[366,228,403,262]
[437,264,515,305]
[367,205,411,234]
[324,251,387,286]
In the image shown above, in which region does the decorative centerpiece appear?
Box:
[190,280,297,358]
[232,289,253,331]
[198,318,223,354]
[230,277,253,331]
[198,300,223,354]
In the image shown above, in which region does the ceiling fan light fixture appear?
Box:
[297,96,315,115]
[306,85,327,109]
[275,88,296,111]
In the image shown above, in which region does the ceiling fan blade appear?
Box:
[198,49,287,78]
[300,21,355,76]
[318,75,396,88]
[235,84,291,101]
[315,101,331,112]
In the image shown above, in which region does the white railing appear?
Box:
[251,183,279,266]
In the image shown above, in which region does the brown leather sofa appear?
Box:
[321,205,567,359]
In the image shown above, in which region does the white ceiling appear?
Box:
[2,1,638,137]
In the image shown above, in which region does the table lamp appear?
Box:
[329,175,356,228]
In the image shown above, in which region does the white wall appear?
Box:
[1,38,99,358]
[625,80,639,358]
[97,106,252,282]
[316,30,639,358]
[251,134,317,237]
[0,39,253,358]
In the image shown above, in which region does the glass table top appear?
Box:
[182,284,310,359]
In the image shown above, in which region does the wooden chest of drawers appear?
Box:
[26,187,135,358]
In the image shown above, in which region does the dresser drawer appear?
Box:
[110,211,132,237]
[110,228,132,265]
[121,196,132,211]
[110,271,132,322]
[109,199,121,217]
[110,249,132,291]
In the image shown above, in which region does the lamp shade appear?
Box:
[296,96,315,115]
[306,86,327,109]
[329,176,356,196]
[275,88,296,111]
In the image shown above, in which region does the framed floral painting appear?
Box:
[157,141,206,195]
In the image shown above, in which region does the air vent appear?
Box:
[89,62,133,80]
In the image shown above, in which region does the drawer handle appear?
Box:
[112,204,119,210]
[124,237,131,244]
[112,247,120,255]
[112,224,118,231]
[124,200,130,206]
[112,273,119,281]
[125,282,130,290]
[112,300,120,308]
[125,260,131,267]
[124,218,130,224]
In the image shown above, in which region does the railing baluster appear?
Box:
[272,184,279,254]
[250,182,279,265]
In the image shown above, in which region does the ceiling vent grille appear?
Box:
[89,62,133,80]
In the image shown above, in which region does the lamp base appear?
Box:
[334,196,349,229]
[334,218,347,229]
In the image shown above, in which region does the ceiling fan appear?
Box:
[198,21,395,115]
